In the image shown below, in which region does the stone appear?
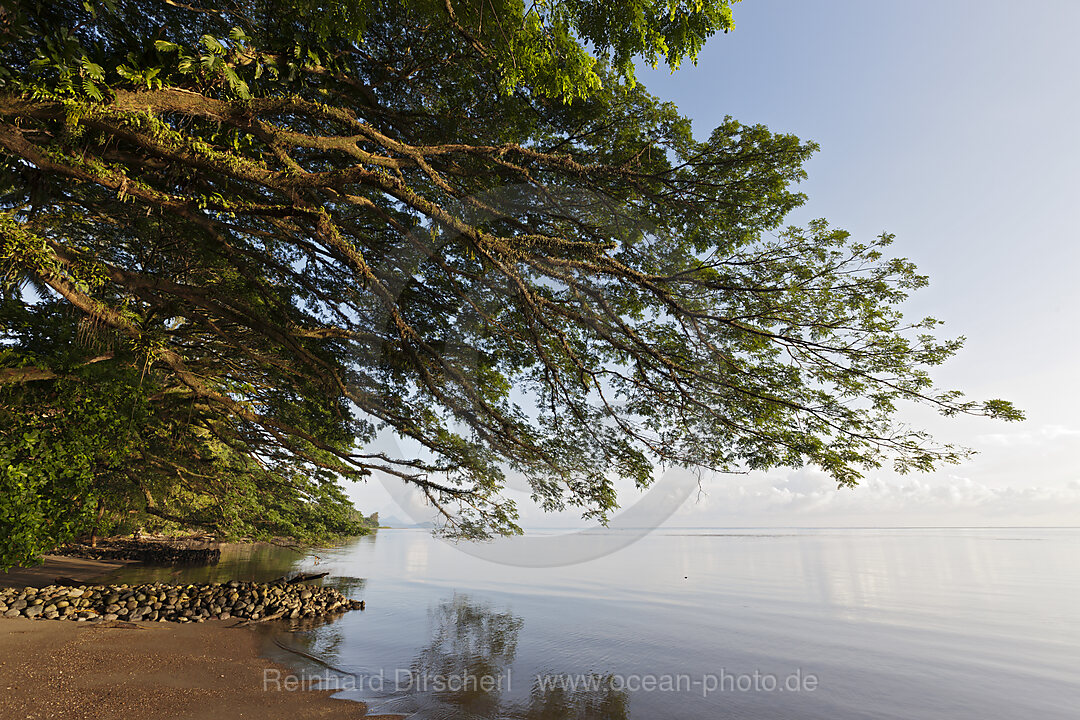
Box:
[0,579,361,624]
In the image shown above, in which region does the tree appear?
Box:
[0,296,368,567]
[0,0,1021,562]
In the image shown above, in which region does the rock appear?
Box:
[1,578,364,625]
[3,610,19,618]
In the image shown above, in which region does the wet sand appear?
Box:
[0,617,395,719]
[1,555,396,719]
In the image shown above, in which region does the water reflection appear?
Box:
[519,674,630,720]
[98,529,1080,719]
[376,594,629,720]
[321,575,367,595]
[102,541,311,584]
[406,594,521,717]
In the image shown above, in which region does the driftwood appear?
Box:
[232,609,288,626]
[272,636,357,677]
[91,620,146,630]
[270,571,329,585]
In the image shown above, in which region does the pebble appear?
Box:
[0,581,364,623]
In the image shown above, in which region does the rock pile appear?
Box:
[54,539,222,565]
[0,581,363,623]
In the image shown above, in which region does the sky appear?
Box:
[349,0,1080,528]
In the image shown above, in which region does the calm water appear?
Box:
[112,528,1080,719]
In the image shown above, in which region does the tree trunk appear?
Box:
[90,498,105,548]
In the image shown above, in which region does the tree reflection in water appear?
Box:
[405,592,521,717]
[520,674,630,720]
[407,594,629,720]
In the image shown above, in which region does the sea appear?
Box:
[108,527,1080,719]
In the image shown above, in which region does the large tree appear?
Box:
[0,0,1020,563]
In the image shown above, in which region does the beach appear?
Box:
[0,556,391,720]
[0,616,386,719]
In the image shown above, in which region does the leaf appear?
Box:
[80,56,104,81]
[200,34,225,54]
[82,77,102,101]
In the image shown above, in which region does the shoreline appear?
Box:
[1,545,394,718]
[0,617,399,719]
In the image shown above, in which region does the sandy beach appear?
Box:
[0,557,393,719]
[0,617,389,719]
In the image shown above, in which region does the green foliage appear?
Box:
[2,0,738,103]
[0,299,368,569]
[0,0,1021,562]
[0,378,104,569]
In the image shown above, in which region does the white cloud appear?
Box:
[668,466,1080,526]
[976,423,1080,448]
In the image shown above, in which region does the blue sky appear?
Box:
[352,0,1080,528]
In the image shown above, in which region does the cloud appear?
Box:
[976,423,1080,448]
[671,466,1080,525]
[353,422,1080,529]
